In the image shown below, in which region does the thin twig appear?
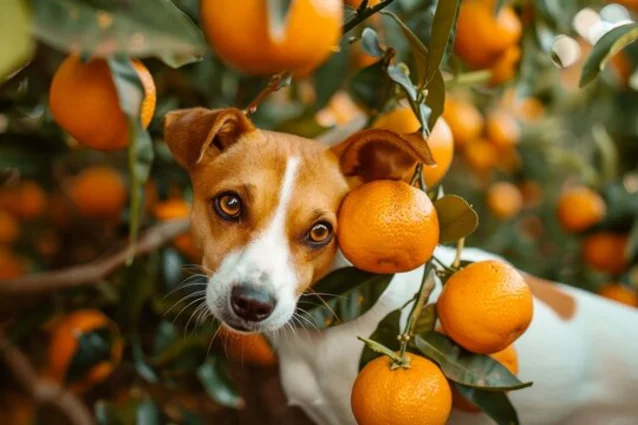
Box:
[342,0,397,34]
[399,262,435,358]
[243,71,293,116]
[0,334,94,425]
[0,219,190,295]
[453,237,465,269]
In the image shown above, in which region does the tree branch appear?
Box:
[0,334,94,425]
[342,0,396,34]
[0,219,190,295]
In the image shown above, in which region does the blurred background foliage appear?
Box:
[0,0,637,423]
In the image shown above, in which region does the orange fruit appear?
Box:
[200,0,343,76]
[463,139,498,172]
[316,91,365,127]
[442,96,484,149]
[338,180,440,274]
[218,326,277,366]
[47,309,123,393]
[49,55,156,151]
[0,181,47,221]
[372,106,455,187]
[582,233,629,275]
[453,344,518,412]
[556,186,606,233]
[486,182,523,220]
[438,260,533,354]
[455,0,522,69]
[69,166,127,220]
[502,90,545,122]
[597,284,638,308]
[0,246,24,279]
[486,110,521,149]
[351,353,452,425]
[489,45,521,86]
[0,209,20,244]
[153,198,200,262]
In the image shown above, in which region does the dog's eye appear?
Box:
[213,193,243,221]
[307,222,333,245]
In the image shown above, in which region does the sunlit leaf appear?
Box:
[415,332,532,391]
[0,0,35,81]
[361,27,385,57]
[197,356,245,409]
[453,383,520,425]
[580,23,638,88]
[381,10,428,86]
[359,309,401,370]
[434,195,479,244]
[426,0,460,83]
[412,302,436,336]
[296,267,393,329]
[32,0,206,68]
[426,70,445,130]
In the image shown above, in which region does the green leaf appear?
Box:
[95,401,124,425]
[415,332,533,391]
[296,267,393,329]
[136,397,160,425]
[32,0,206,68]
[197,356,245,409]
[434,195,479,244]
[132,333,159,383]
[412,302,437,335]
[425,0,460,84]
[453,383,520,425]
[107,58,155,264]
[313,37,350,112]
[66,327,114,384]
[359,310,401,371]
[494,0,508,14]
[350,60,393,113]
[626,216,638,263]
[361,28,385,57]
[426,70,445,131]
[119,254,158,327]
[267,0,293,43]
[580,23,638,88]
[381,10,428,87]
[0,0,35,81]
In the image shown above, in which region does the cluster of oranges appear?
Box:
[455,0,522,86]
[556,186,637,307]
[351,260,533,425]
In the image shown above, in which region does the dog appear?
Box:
[164,107,638,425]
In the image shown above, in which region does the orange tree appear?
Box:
[0,0,637,424]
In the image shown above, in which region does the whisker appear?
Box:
[171,296,207,324]
[163,290,207,316]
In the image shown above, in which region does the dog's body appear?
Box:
[164,108,638,425]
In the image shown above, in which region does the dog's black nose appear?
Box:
[230,284,276,322]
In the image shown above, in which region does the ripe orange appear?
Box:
[316,91,365,127]
[582,233,629,275]
[556,186,606,233]
[338,181,440,273]
[47,309,123,393]
[489,45,521,86]
[486,182,523,220]
[49,55,156,151]
[0,246,24,279]
[502,90,545,122]
[200,0,342,76]
[69,166,127,220]
[0,181,47,221]
[455,0,522,69]
[442,96,484,149]
[463,139,498,173]
[597,284,638,308]
[372,106,455,187]
[218,326,277,366]
[438,260,533,354]
[453,344,518,412]
[351,353,452,425]
[0,209,20,244]
[486,110,521,150]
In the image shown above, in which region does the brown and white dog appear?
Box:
[164,107,638,425]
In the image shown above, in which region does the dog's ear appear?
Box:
[163,107,255,168]
[331,129,434,183]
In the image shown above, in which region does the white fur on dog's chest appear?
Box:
[274,246,638,425]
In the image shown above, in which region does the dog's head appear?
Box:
[164,107,431,333]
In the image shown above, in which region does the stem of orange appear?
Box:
[342,0,397,34]
[399,262,434,358]
[453,237,465,269]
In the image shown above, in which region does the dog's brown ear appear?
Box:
[163,107,255,168]
[331,129,434,183]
